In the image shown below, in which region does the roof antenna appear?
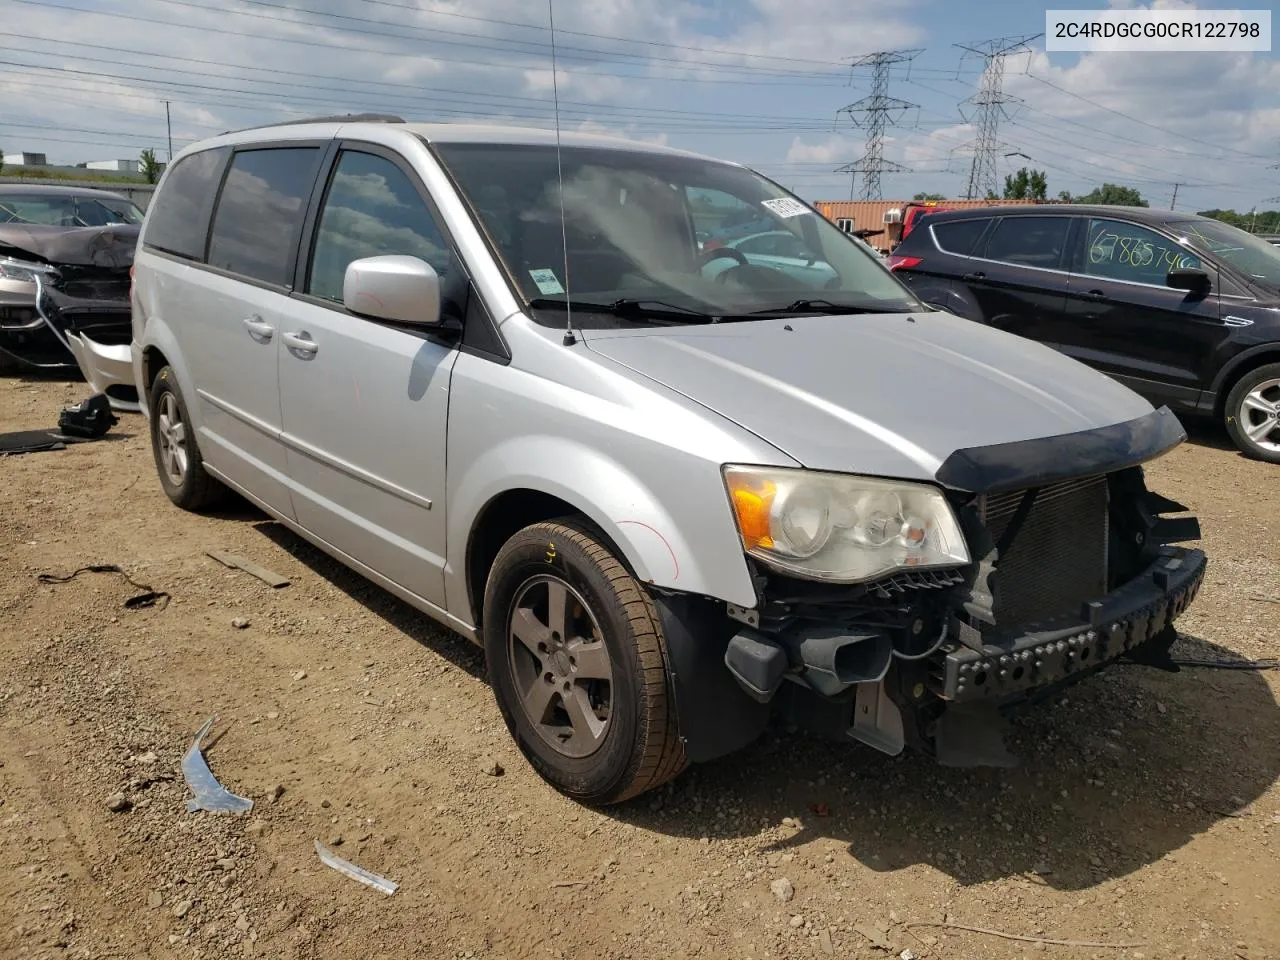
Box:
[547,0,576,346]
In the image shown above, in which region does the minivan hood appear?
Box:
[582,311,1159,486]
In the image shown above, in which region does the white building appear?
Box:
[86,159,141,173]
[4,152,49,166]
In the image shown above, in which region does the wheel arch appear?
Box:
[135,319,200,427]
[449,437,758,632]
[1211,346,1280,420]
[464,487,642,630]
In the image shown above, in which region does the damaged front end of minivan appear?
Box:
[662,408,1206,769]
[0,223,139,411]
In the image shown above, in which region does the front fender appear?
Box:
[445,433,759,618]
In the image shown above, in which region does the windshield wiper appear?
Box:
[528,297,716,323]
[746,298,909,316]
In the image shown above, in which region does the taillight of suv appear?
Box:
[884,255,922,272]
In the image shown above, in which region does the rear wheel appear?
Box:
[482,519,686,805]
[1224,363,1280,463]
[148,365,227,510]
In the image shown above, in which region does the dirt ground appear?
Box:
[1,372,1277,960]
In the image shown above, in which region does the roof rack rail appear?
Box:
[220,113,406,135]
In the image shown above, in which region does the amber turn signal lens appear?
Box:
[727,474,776,549]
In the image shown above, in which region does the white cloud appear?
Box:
[1,0,1274,213]
[784,134,860,165]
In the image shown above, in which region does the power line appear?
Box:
[1024,73,1275,163]
[834,49,921,201]
[0,61,877,133]
[343,0,974,75]
[0,0,852,88]
[953,35,1040,200]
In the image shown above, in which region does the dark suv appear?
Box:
[886,205,1280,462]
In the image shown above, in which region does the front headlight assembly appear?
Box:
[723,465,969,583]
[0,256,58,283]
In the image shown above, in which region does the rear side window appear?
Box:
[982,217,1071,269]
[931,218,988,256]
[207,147,321,286]
[143,147,228,260]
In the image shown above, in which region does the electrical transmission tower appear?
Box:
[834,49,922,200]
[954,35,1040,200]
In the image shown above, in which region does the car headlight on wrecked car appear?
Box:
[723,465,969,583]
[0,256,58,283]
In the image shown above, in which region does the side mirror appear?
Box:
[1166,267,1211,294]
[343,255,442,326]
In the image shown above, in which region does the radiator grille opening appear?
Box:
[980,474,1109,627]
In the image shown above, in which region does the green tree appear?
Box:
[1057,190,1073,202]
[1197,208,1280,234]
[1003,167,1048,200]
[912,191,946,201]
[1075,183,1148,207]
[139,148,162,184]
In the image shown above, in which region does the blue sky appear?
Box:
[2,0,1277,212]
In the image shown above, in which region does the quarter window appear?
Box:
[142,146,228,261]
[306,150,450,304]
[931,218,988,256]
[207,147,321,286]
[982,216,1070,269]
[1082,219,1202,287]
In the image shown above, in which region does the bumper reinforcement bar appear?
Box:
[936,547,1207,703]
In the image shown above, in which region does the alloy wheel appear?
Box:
[507,575,614,759]
[1239,377,1280,454]
[156,391,189,486]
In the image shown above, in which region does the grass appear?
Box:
[0,167,149,185]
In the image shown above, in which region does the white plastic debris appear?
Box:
[314,840,398,895]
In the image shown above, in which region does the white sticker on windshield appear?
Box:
[761,197,812,219]
[528,268,565,295]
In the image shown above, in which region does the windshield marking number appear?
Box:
[760,198,812,219]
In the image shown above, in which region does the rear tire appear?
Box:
[148,365,227,510]
[1224,363,1280,464]
[482,519,687,805]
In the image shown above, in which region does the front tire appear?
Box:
[148,365,226,510]
[482,519,686,805]
[1224,363,1280,463]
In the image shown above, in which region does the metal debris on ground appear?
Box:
[314,839,399,895]
[37,564,170,609]
[206,551,290,588]
[181,715,254,815]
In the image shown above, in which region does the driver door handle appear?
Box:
[281,330,318,359]
[242,315,275,342]
[962,271,986,281]
[1084,289,1106,299]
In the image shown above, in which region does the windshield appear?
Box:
[431,142,923,325]
[0,194,145,227]
[1172,218,1280,289]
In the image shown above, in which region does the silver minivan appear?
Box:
[131,116,1206,804]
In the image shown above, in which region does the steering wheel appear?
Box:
[698,245,749,269]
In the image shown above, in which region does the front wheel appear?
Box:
[482,519,687,805]
[1224,363,1280,463]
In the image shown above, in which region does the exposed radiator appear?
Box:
[979,474,1110,627]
